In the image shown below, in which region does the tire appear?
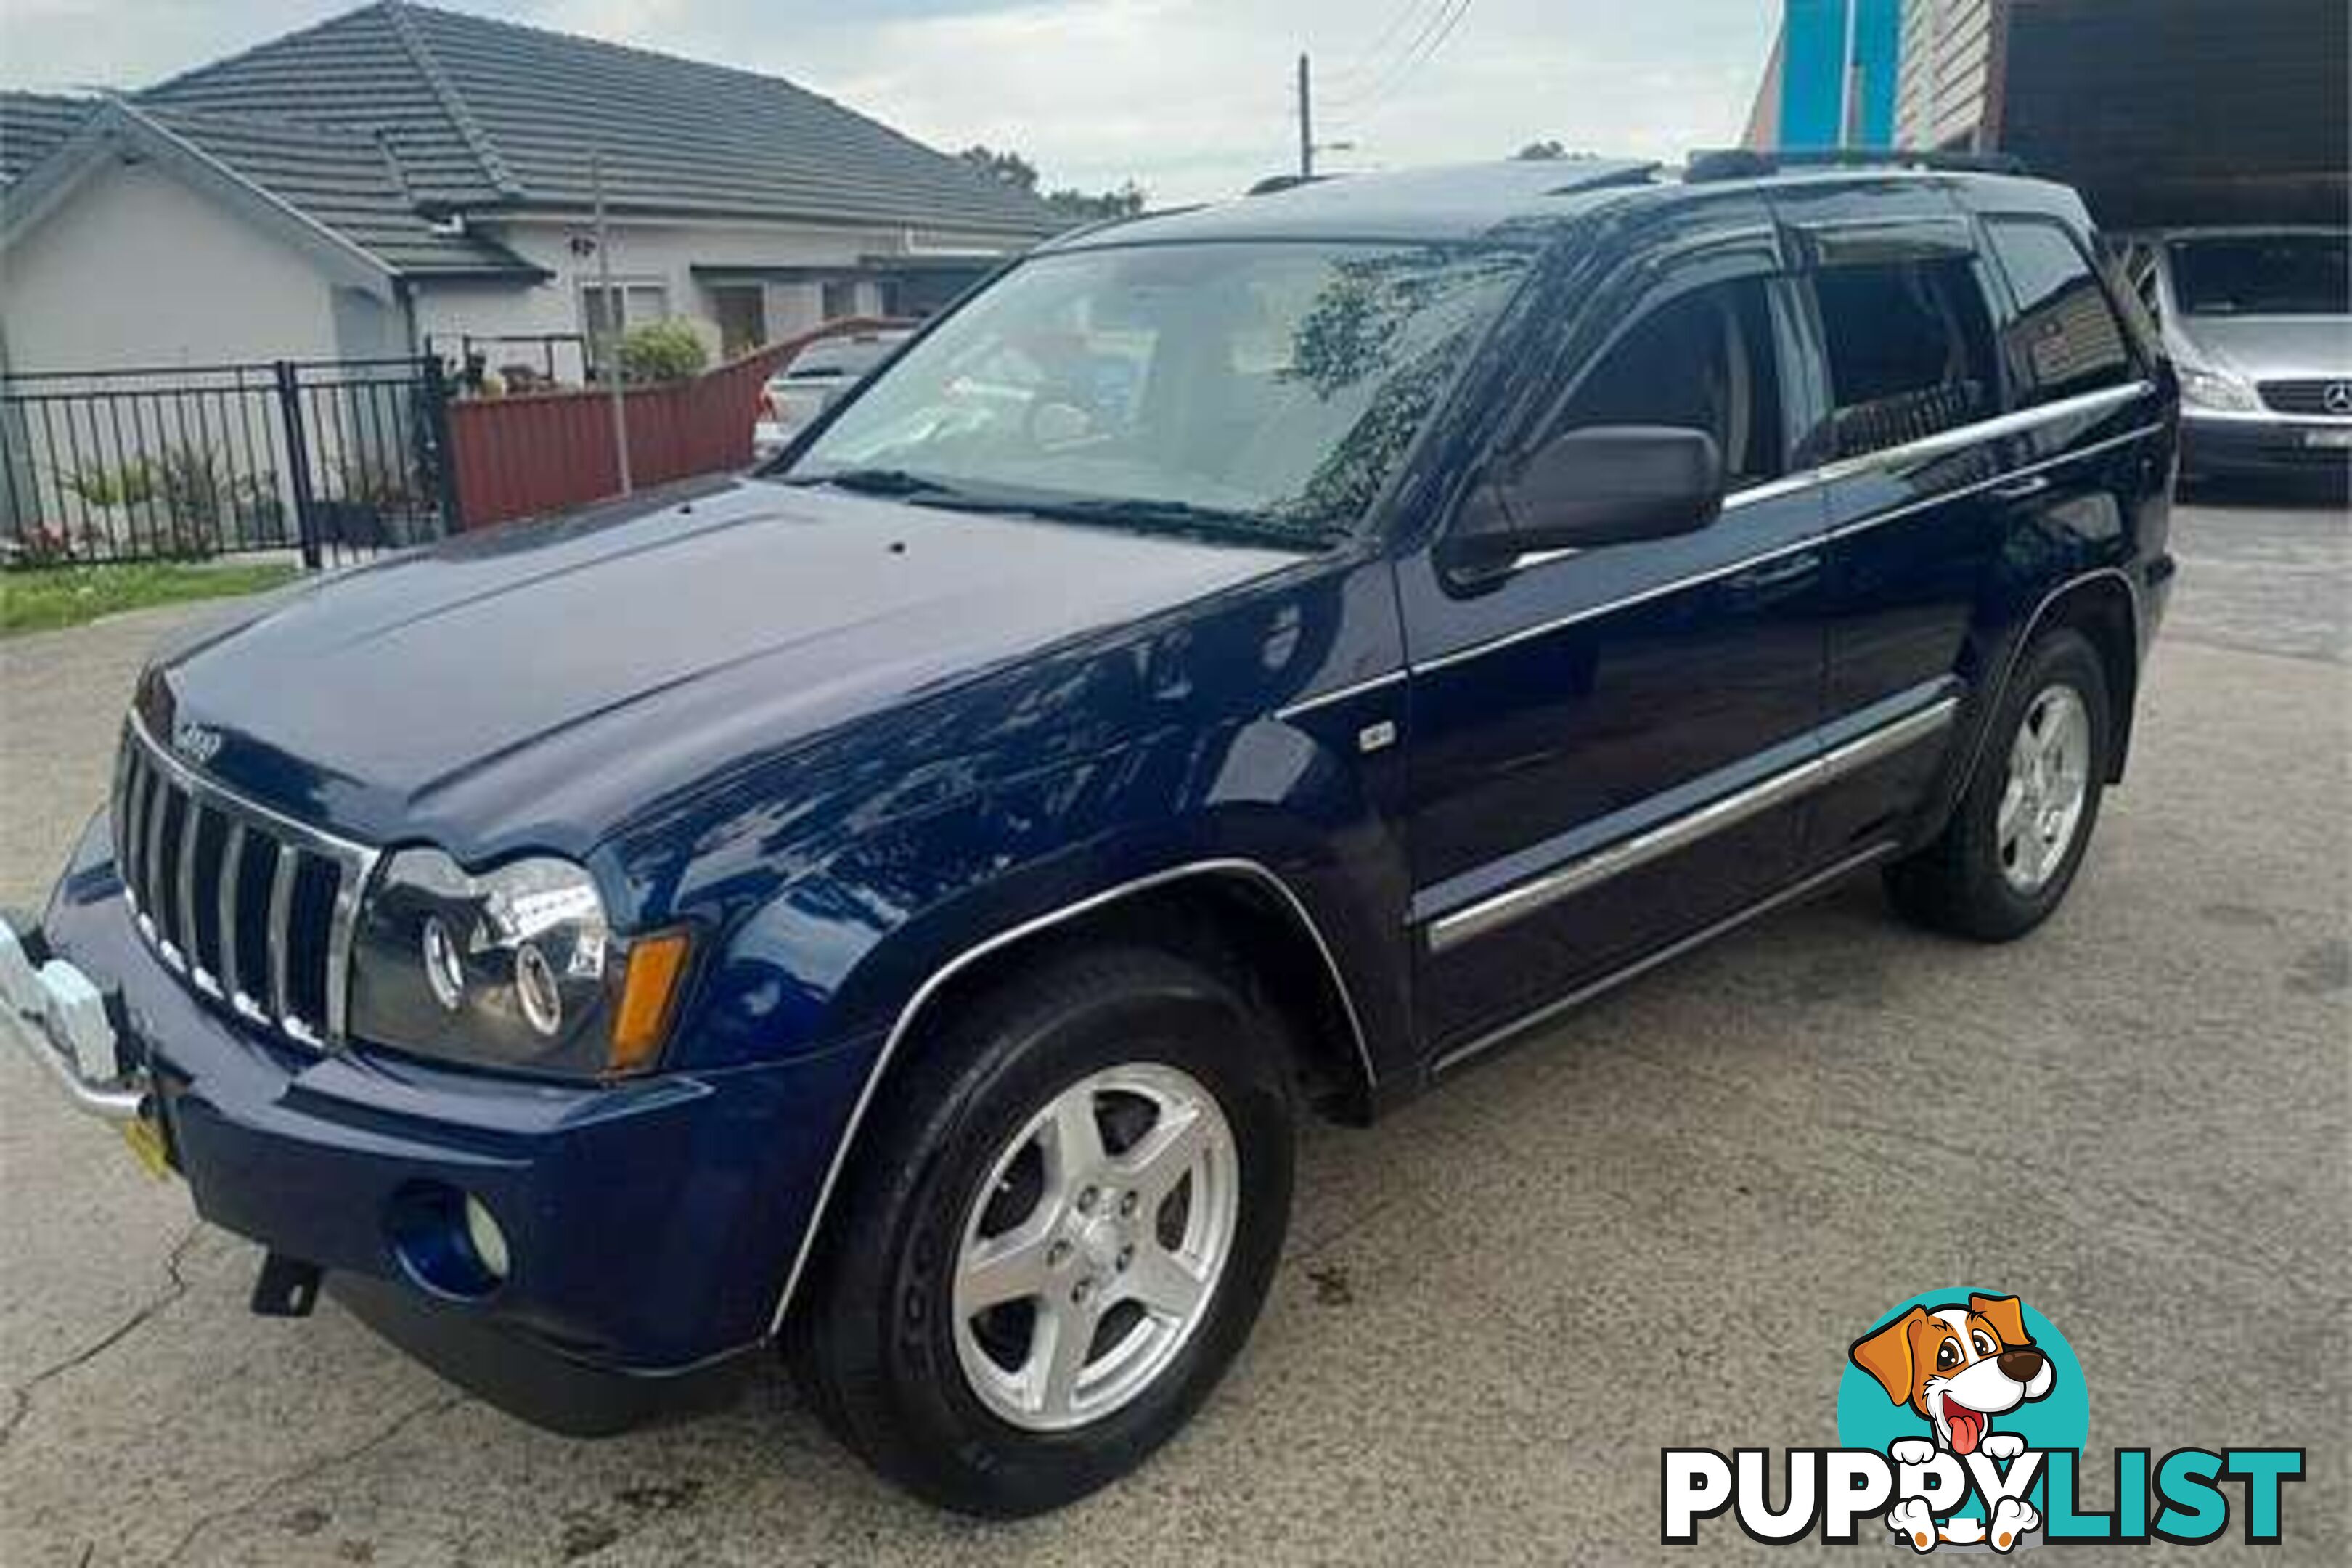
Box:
[1884,628,2113,942]
[785,944,1295,1516]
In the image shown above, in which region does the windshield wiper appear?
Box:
[784,466,965,499]
[783,470,1339,548]
[1018,497,1343,550]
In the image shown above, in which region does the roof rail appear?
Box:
[1245,173,1339,196]
[1684,147,2030,184]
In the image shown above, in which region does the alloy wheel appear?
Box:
[950,1062,1238,1432]
[1996,683,2092,894]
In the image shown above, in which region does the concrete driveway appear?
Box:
[1,499,2345,1566]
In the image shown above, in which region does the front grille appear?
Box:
[112,723,377,1048]
[2258,380,2352,417]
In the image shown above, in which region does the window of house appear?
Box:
[1811,258,1998,459]
[820,279,860,320]
[1983,219,2134,405]
[580,281,670,371]
[1543,277,1785,488]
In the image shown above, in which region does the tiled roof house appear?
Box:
[1,1,1055,375]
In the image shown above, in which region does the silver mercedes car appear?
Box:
[2115,228,2351,488]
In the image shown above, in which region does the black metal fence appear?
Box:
[0,356,459,570]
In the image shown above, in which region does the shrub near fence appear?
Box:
[446,317,907,529]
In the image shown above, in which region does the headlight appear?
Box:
[2178,364,2260,413]
[349,849,687,1077]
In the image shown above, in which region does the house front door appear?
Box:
[712,286,768,357]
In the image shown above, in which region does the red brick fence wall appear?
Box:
[446,317,904,529]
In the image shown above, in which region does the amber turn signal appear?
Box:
[608,931,692,1072]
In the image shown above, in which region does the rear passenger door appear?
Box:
[1778,193,2015,864]
[1784,189,2167,869]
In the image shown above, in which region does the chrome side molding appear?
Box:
[1420,382,2160,669]
[1424,698,1957,955]
[1430,841,1902,1077]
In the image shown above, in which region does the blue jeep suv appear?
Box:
[4,155,2176,1515]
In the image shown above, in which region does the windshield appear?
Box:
[2168,234,2350,317]
[781,241,1527,544]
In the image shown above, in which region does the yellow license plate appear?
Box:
[121,1114,172,1180]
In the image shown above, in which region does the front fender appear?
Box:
[674,714,1414,1082]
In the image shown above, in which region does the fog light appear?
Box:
[387,1182,508,1299]
[463,1194,511,1281]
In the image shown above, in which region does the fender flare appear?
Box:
[763,855,1373,1334]
[1949,565,2143,801]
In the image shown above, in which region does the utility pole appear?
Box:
[1837,0,1860,148]
[592,149,632,496]
[1297,52,1313,181]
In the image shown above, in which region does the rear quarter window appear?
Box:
[1983,218,2137,406]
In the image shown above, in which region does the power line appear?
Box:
[1315,0,1448,91]
[1321,0,1475,118]
[1321,1,1458,108]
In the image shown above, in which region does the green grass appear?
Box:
[1,561,302,637]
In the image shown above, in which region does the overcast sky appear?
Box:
[0,0,1776,203]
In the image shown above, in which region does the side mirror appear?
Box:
[1443,425,1726,576]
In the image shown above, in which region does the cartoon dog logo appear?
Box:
[1851,1294,2054,1551]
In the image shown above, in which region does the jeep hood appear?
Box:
[142,480,1302,857]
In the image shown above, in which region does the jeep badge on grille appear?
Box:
[171,719,224,766]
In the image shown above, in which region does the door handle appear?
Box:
[1992,473,2053,502]
[1725,550,1821,594]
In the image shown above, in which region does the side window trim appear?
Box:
[1428,229,1792,577]
[1513,240,1785,463]
[1792,237,2010,464]
[1768,242,2150,497]
[1786,214,1979,269]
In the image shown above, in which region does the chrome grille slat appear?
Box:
[131,756,160,918]
[324,859,362,1042]
[266,847,298,1030]
[142,767,171,951]
[110,720,378,1050]
[2259,379,2350,417]
[217,822,246,1010]
[176,797,209,989]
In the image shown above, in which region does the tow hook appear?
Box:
[251,1251,324,1318]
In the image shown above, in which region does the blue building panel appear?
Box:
[1778,0,1901,150]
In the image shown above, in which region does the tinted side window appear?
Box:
[1984,218,2135,404]
[1546,278,1785,487]
[1811,259,1998,459]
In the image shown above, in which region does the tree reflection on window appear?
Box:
[790,241,1527,545]
[1273,247,1529,529]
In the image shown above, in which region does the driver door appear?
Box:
[1395,208,1833,1063]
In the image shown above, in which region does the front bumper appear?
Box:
[14,815,878,1429]
[2181,410,2352,478]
